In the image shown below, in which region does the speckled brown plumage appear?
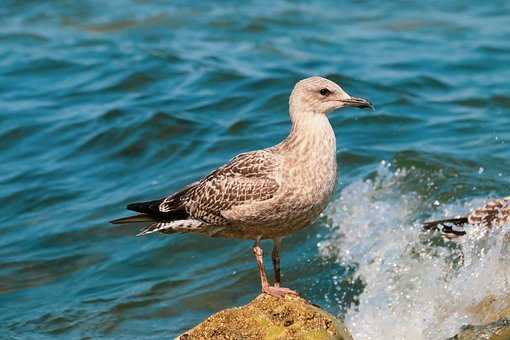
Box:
[111,76,372,296]
[468,197,510,227]
[165,150,281,229]
[423,197,510,238]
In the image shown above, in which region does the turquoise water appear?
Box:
[1,1,510,338]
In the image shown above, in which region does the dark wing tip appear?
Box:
[422,217,469,238]
[110,214,154,224]
[126,199,165,213]
[423,221,440,231]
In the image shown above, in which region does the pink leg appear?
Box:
[253,238,270,290]
[252,237,299,297]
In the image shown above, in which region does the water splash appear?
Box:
[319,163,510,340]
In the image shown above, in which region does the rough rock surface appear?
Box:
[450,294,510,340]
[449,318,510,340]
[178,294,352,340]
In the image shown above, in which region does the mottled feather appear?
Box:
[163,150,280,223]
[127,150,281,235]
[423,197,510,238]
[111,76,359,239]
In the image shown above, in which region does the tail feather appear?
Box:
[126,198,189,220]
[136,220,204,236]
[110,214,154,224]
[113,195,193,235]
[423,217,469,238]
[136,223,171,236]
[127,199,164,214]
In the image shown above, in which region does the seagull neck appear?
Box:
[279,111,336,153]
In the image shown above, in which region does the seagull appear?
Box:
[423,196,510,238]
[111,76,373,297]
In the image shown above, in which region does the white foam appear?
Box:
[319,163,510,340]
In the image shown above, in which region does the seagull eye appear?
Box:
[319,88,331,96]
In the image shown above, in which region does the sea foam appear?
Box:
[319,163,510,340]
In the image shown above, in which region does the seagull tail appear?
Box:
[422,217,469,238]
[110,213,155,224]
[136,220,204,236]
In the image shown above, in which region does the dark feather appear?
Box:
[127,199,164,214]
[126,196,189,221]
[110,213,154,224]
[423,217,468,238]
[423,217,468,231]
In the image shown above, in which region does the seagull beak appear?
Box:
[341,97,374,110]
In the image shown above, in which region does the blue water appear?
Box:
[1,1,510,338]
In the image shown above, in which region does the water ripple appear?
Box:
[1,1,510,338]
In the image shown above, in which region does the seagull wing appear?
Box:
[467,197,510,227]
[161,150,281,225]
[423,197,510,238]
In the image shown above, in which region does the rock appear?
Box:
[178,294,352,340]
[448,318,510,340]
[465,294,510,325]
[449,294,510,340]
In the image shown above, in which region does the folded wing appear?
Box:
[113,150,282,235]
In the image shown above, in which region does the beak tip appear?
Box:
[360,98,374,111]
[344,97,374,110]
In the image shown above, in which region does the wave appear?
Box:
[319,162,510,339]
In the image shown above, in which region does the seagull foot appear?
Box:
[262,285,299,298]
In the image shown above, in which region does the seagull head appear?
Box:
[289,76,373,116]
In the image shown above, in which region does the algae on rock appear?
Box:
[178,294,352,340]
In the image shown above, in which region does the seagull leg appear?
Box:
[272,237,282,287]
[253,237,270,292]
[251,237,299,298]
[270,237,299,296]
